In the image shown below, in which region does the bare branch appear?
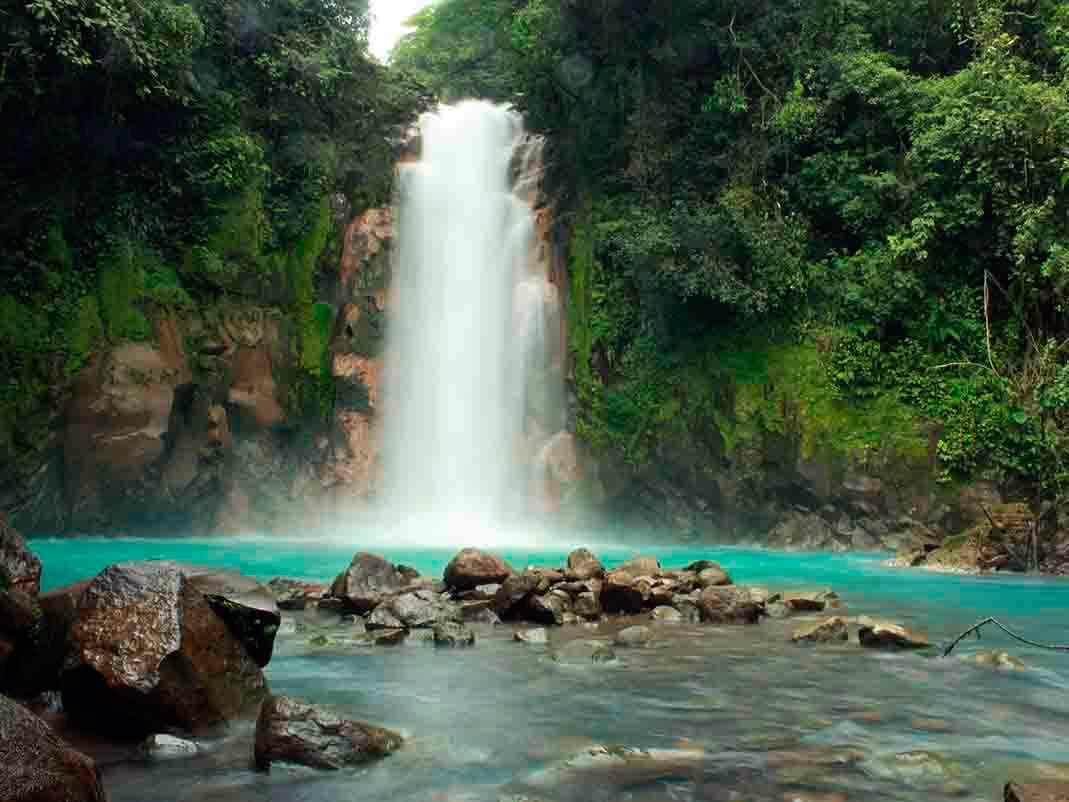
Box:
[941,617,1069,657]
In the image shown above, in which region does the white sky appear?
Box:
[369,0,435,62]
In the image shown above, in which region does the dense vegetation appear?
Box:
[394,0,1069,504]
[0,0,426,482]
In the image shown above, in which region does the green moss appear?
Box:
[569,191,595,385]
[65,295,104,375]
[97,240,150,341]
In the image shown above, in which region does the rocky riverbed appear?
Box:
[3,515,1069,801]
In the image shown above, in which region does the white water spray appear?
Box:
[381,101,564,542]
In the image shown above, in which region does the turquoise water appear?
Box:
[29,535,1069,802]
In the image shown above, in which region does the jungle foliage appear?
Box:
[0,0,428,470]
[394,0,1069,495]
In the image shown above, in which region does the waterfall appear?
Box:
[381,101,564,539]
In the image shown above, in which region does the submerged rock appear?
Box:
[614,625,653,647]
[138,733,199,760]
[565,548,605,581]
[515,628,549,645]
[792,617,849,644]
[966,650,1026,670]
[1005,781,1069,802]
[697,586,762,624]
[254,695,402,771]
[551,639,616,664]
[505,744,706,795]
[857,616,930,649]
[62,561,270,735]
[330,553,403,613]
[432,621,475,647]
[650,605,683,623]
[443,549,513,591]
[0,693,107,802]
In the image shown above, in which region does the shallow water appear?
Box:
[29,536,1069,802]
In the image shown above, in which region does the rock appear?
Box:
[0,693,107,802]
[966,650,1026,670]
[765,601,790,619]
[551,639,616,664]
[684,559,719,573]
[600,570,645,614]
[515,628,549,645]
[330,553,403,613]
[697,586,762,624]
[0,515,41,598]
[671,595,703,623]
[432,621,475,647]
[457,583,501,601]
[356,629,407,646]
[614,625,652,647]
[1005,781,1069,802]
[857,616,930,649]
[494,572,541,618]
[395,564,420,584]
[565,548,605,581]
[792,617,848,644]
[573,591,601,620]
[62,561,270,735]
[695,564,733,587]
[781,590,830,612]
[767,512,839,551]
[650,606,683,623]
[461,605,501,627]
[367,605,406,630]
[443,549,513,591]
[254,695,402,771]
[183,567,281,667]
[267,577,327,611]
[138,733,199,760]
[617,556,660,577]
[748,586,774,604]
[529,590,571,626]
[379,590,459,629]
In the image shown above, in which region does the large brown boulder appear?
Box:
[565,548,605,581]
[600,570,645,614]
[254,695,402,771]
[62,561,272,735]
[857,617,930,649]
[697,586,762,624]
[443,549,513,591]
[494,572,541,618]
[0,693,107,802]
[330,553,403,613]
[0,515,41,598]
[183,567,280,667]
[1005,782,1069,802]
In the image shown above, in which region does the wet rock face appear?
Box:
[565,547,604,581]
[443,548,514,591]
[1005,781,1069,802]
[62,561,272,735]
[254,695,402,771]
[331,553,404,613]
[0,517,43,688]
[0,515,41,598]
[856,616,930,649]
[792,617,849,643]
[0,693,107,802]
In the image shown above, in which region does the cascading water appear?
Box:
[381,101,566,540]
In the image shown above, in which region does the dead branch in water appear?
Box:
[942,617,1069,657]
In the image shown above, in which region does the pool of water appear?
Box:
[29,535,1069,802]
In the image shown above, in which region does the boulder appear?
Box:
[0,693,107,802]
[565,548,605,581]
[857,617,930,649]
[529,590,571,626]
[183,567,280,667]
[432,621,475,647]
[375,590,459,629]
[62,561,270,735]
[331,553,403,613]
[600,570,645,614]
[138,733,199,760]
[254,695,402,771]
[650,606,683,623]
[0,515,41,598]
[266,578,327,611]
[617,556,660,577]
[574,591,601,620]
[614,625,653,647]
[966,650,1026,671]
[515,628,549,645]
[1005,782,1069,802]
[367,605,406,631]
[792,617,849,644]
[671,595,703,623]
[494,572,541,618]
[551,639,616,664]
[697,586,762,624]
[457,583,501,601]
[443,549,513,591]
[695,564,732,588]
[781,590,830,612]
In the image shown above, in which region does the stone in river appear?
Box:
[781,590,830,612]
[617,555,661,577]
[650,605,683,623]
[378,589,459,629]
[966,650,1026,670]
[1005,781,1069,802]
[614,625,653,647]
[330,553,403,613]
[565,548,605,581]
[697,586,762,624]
[266,577,327,610]
[0,692,107,802]
[857,616,930,649]
[367,604,406,630]
[62,560,270,735]
[0,515,41,599]
[791,617,849,644]
[573,591,601,620]
[515,628,549,645]
[432,621,475,647]
[529,590,571,626]
[254,695,402,771]
[138,733,199,760]
[494,572,541,618]
[600,570,645,614]
[551,639,616,664]
[443,548,513,591]
[671,595,702,623]
[695,564,733,587]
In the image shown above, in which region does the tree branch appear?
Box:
[941,617,1069,657]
